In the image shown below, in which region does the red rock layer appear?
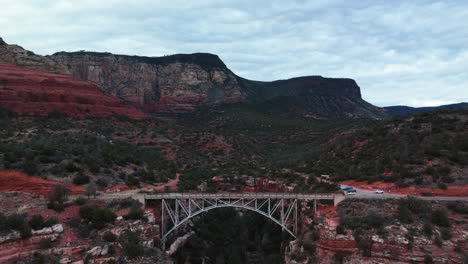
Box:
[0,169,84,196]
[0,62,148,119]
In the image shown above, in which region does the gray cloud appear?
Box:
[1,0,467,106]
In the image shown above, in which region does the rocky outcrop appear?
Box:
[48,52,245,116]
[0,61,148,119]
[0,37,69,74]
[166,231,194,256]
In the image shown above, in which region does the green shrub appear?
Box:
[440,228,452,240]
[431,208,450,227]
[123,206,146,221]
[121,230,144,259]
[28,215,45,230]
[336,224,347,235]
[423,222,433,237]
[399,197,432,216]
[47,185,68,212]
[75,197,87,206]
[434,234,443,248]
[437,182,447,190]
[424,254,433,263]
[302,243,316,255]
[0,213,32,238]
[73,174,90,185]
[43,217,58,227]
[333,251,350,263]
[446,201,468,214]
[103,231,117,242]
[79,205,116,229]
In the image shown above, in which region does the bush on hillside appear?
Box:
[79,205,116,229]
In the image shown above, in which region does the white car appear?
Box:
[346,191,357,195]
[374,189,384,194]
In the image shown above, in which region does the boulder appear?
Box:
[101,244,109,256]
[145,212,155,223]
[52,224,64,233]
[87,246,101,256]
[59,258,72,264]
[143,239,154,248]
[372,235,384,244]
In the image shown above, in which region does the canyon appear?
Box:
[0,36,467,263]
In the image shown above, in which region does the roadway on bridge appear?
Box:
[345,187,468,201]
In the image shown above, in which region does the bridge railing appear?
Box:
[144,192,336,200]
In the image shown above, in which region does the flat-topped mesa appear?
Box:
[49,51,384,118]
[242,76,362,101]
[51,51,228,70]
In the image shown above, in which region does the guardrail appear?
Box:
[144,192,336,200]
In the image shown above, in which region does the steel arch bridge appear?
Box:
[144,193,344,240]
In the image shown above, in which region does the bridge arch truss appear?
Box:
[144,193,339,240]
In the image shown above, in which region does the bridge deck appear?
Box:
[144,192,336,200]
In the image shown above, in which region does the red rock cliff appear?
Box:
[0,61,148,119]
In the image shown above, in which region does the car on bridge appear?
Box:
[374,189,384,194]
[346,189,357,195]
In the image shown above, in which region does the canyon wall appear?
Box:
[49,51,245,115]
[0,37,385,118]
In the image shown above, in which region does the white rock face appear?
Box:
[145,212,155,223]
[143,239,154,248]
[0,230,21,244]
[372,235,384,243]
[32,227,53,235]
[59,257,72,264]
[87,246,102,256]
[166,232,194,256]
[101,244,109,256]
[52,224,64,233]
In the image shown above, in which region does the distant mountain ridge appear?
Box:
[0,37,385,119]
[384,102,468,116]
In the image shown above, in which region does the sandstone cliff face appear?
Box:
[0,37,385,119]
[49,52,245,115]
[49,51,385,118]
[0,61,148,119]
[0,38,69,75]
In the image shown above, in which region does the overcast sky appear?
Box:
[1,0,467,107]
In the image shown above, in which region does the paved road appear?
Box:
[78,186,468,203]
[344,186,468,201]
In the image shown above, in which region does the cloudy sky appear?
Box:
[1,0,467,107]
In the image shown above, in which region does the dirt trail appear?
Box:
[102,173,180,196]
[154,173,180,191]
